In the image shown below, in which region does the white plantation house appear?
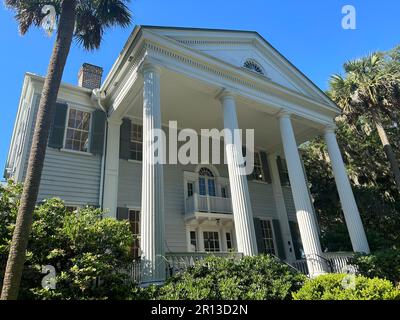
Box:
[5,26,370,284]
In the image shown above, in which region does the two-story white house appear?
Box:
[5,26,370,285]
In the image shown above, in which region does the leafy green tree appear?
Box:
[0,182,135,300]
[134,255,306,300]
[2,0,132,300]
[329,49,400,193]
[293,274,400,300]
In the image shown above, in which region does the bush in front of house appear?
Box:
[134,255,306,300]
[292,273,400,300]
[349,249,400,285]
[0,181,135,300]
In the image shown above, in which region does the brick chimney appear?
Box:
[78,63,103,90]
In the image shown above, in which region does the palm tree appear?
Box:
[329,51,400,194]
[1,0,131,300]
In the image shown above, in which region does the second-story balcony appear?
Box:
[185,193,233,218]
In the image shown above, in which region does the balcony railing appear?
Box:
[185,194,233,215]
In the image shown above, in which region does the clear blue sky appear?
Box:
[1,0,399,177]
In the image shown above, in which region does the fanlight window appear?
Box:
[199,167,214,177]
[243,59,264,75]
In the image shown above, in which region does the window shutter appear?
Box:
[119,118,131,160]
[289,221,303,260]
[90,110,106,155]
[272,219,286,260]
[259,151,271,183]
[277,156,290,186]
[116,207,129,220]
[253,218,266,254]
[48,102,68,149]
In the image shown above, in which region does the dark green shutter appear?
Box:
[119,118,131,160]
[90,110,106,155]
[116,207,129,220]
[253,218,266,254]
[48,102,68,149]
[289,221,303,260]
[272,219,286,260]
[259,151,271,183]
[277,156,290,186]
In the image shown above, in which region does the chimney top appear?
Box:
[78,63,103,90]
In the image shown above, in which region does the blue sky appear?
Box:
[0,0,399,176]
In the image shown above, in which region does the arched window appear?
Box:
[198,167,216,196]
[243,59,264,75]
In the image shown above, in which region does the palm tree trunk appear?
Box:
[1,0,77,300]
[374,119,400,194]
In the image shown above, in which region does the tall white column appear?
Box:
[279,112,327,276]
[140,63,165,284]
[102,119,122,218]
[220,91,257,256]
[324,126,370,253]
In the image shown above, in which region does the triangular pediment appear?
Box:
[142,26,334,106]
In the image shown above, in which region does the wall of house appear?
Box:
[19,91,102,206]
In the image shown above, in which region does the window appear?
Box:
[198,167,216,196]
[129,210,140,259]
[190,231,197,252]
[250,152,264,181]
[277,156,290,186]
[243,59,264,75]
[187,182,194,197]
[260,220,276,255]
[203,231,220,252]
[226,232,233,251]
[65,108,91,152]
[130,123,143,161]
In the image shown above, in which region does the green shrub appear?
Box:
[0,181,135,300]
[135,255,306,300]
[293,273,400,300]
[349,249,400,284]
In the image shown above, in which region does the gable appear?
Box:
[143,26,333,106]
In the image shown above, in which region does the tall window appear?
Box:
[65,108,91,152]
[277,156,290,186]
[226,232,233,251]
[130,123,143,161]
[190,231,197,251]
[198,167,216,196]
[129,210,140,259]
[203,231,220,252]
[187,182,194,197]
[260,220,276,255]
[250,152,264,181]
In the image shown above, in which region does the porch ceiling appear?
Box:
[125,68,323,154]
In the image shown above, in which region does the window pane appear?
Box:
[65,108,91,152]
[199,178,206,196]
[203,231,220,252]
[261,220,275,255]
[207,179,216,196]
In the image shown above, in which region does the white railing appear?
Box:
[186,194,233,215]
[291,252,354,276]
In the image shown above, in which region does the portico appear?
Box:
[98,26,369,283]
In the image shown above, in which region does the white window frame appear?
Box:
[129,121,143,163]
[259,218,278,255]
[63,105,93,154]
[202,230,221,253]
[128,208,141,260]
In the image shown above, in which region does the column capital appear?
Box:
[216,88,236,102]
[139,61,162,76]
[277,109,292,119]
[324,123,337,134]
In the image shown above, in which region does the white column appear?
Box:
[278,112,327,276]
[324,126,370,253]
[102,119,122,218]
[220,91,257,256]
[140,63,165,284]
[268,154,297,262]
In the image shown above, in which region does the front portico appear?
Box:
[98,26,369,283]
